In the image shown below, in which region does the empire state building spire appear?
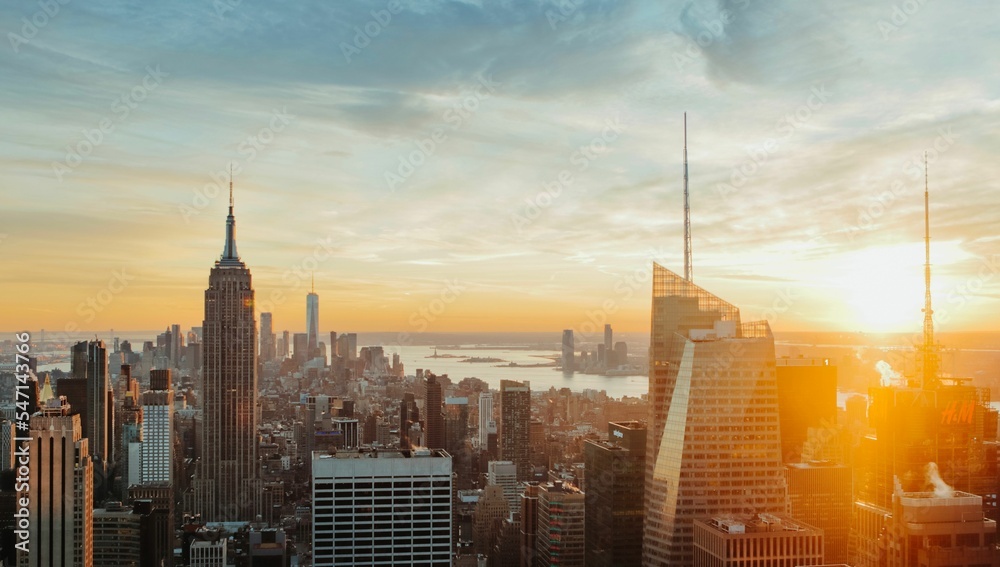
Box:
[221,166,240,264]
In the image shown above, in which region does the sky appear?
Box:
[1,0,998,338]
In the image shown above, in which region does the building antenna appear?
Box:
[922,151,938,389]
[229,163,234,210]
[683,112,693,282]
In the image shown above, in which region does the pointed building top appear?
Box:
[40,373,55,403]
[219,167,241,265]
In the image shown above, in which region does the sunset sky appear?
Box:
[1,0,998,336]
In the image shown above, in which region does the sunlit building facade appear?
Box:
[195,190,259,522]
[643,264,787,567]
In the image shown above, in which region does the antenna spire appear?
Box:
[220,164,240,263]
[921,152,938,389]
[683,113,693,282]
[311,272,315,294]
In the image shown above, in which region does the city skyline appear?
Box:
[3,1,999,336]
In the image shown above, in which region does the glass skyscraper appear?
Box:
[643,264,786,567]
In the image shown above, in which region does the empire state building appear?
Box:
[195,183,260,521]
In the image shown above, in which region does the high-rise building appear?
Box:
[292,333,308,364]
[425,373,445,450]
[613,341,627,369]
[519,483,539,567]
[92,501,141,567]
[17,396,93,567]
[474,484,510,556]
[306,281,319,358]
[127,484,174,567]
[500,379,531,481]
[0,419,13,471]
[141,369,174,484]
[195,184,259,522]
[488,460,521,516]
[692,514,824,567]
[260,312,275,363]
[643,265,787,567]
[67,339,113,464]
[583,421,646,567]
[119,382,143,500]
[400,393,420,450]
[281,330,290,360]
[561,330,574,373]
[879,490,999,567]
[603,324,613,366]
[536,480,585,567]
[171,323,182,367]
[478,392,494,447]
[312,448,453,566]
[775,357,837,462]
[786,461,851,565]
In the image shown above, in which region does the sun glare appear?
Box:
[831,241,972,333]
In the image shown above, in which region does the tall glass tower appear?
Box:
[196,185,259,521]
[642,264,786,566]
[306,280,319,358]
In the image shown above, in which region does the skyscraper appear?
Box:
[196,181,259,522]
[603,323,613,366]
[478,391,494,447]
[499,379,531,481]
[17,396,94,567]
[584,421,646,567]
[425,373,445,450]
[141,369,174,485]
[67,339,112,464]
[536,481,586,567]
[259,312,275,363]
[306,278,319,358]
[312,448,453,566]
[643,265,787,567]
[561,330,574,373]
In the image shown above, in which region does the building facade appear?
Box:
[312,448,453,566]
[643,265,787,567]
[500,380,531,481]
[196,188,259,522]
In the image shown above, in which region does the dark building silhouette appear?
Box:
[584,421,646,567]
[425,373,445,450]
[775,357,837,462]
[500,380,530,481]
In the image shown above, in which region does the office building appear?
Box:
[141,369,174,484]
[881,490,999,567]
[519,483,539,567]
[786,461,851,564]
[488,460,521,516]
[260,312,275,363]
[474,484,510,555]
[92,501,141,567]
[775,357,837,462]
[66,339,112,464]
[536,480,585,567]
[561,330,574,373]
[400,392,420,450]
[195,183,259,522]
[643,265,787,567]
[17,396,93,567]
[312,448,453,566]
[500,379,531,481]
[425,373,445,450]
[479,392,494,447]
[306,283,319,358]
[583,421,646,567]
[692,514,824,567]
